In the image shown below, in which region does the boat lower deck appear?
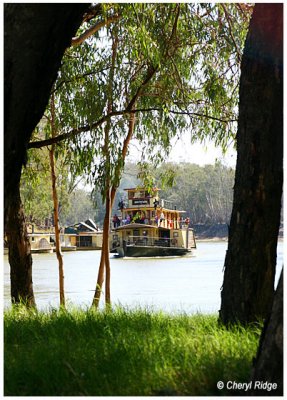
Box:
[117,244,191,257]
[110,220,196,258]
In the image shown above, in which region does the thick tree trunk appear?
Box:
[219,4,283,325]
[250,271,283,395]
[6,189,35,306]
[4,4,87,305]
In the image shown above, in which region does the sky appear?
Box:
[127,132,237,168]
[167,134,237,167]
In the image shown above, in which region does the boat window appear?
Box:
[133,230,140,237]
[128,191,134,199]
[31,236,35,242]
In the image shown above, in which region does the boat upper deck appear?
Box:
[122,187,185,213]
[112,188,189,230]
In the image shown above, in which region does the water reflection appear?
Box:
[4,241,283,314]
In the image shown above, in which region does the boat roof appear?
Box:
[123,207,186,213]
[113,223,155,231]
[124,187,161,192]
[113,223,172,232]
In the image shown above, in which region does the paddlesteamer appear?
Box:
[110,187,196,257]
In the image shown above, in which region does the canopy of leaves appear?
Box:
[28,3,251,203]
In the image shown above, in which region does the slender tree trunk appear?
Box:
[92,189,112,307]
[91,24,151,309]
[49,148,65,306]
[49,92,65,307]
[104,193,112,307]
[92,112,136,309]
[92,32,118,309]
[219,4,283,325]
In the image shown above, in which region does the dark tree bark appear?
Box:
[219,4,283,325]
[250,271,283,395]
[4,4,87,305]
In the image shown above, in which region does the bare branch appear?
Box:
[71,14,121,47]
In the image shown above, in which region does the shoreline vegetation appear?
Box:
[194,223,283,242]
[4,307,261,396]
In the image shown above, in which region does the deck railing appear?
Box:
[111,218,188,230]
[111,235,183,249]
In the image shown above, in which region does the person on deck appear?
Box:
[113,214,120,228]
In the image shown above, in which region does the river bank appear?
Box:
[194,223,228,241]
[193,223,283,241]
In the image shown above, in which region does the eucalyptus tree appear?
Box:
[4,3,87,306]
[219,3,283,325]
[23,96,85,307]
[21,4,122,307]
[28,3,250,308]
[220,3,283,391]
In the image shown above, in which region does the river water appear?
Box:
[4,241,283,314]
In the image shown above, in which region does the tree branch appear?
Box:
[28,105,237,150]
[126,65,158,111]
[221,4,242,63]
[71,14,121,47]
[82,4,102,24]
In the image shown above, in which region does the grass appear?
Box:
[4,306,262,396]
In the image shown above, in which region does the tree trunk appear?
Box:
[92,33,118,309]
[49,92,65,307]
[49,148,65,307]
[4,4,87,305]
[250,271,283,395]
[219,4,283,325]
[6,189,35,306]
[92,113,136,309]
[104,194,112,307]
[92,189,112,308]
